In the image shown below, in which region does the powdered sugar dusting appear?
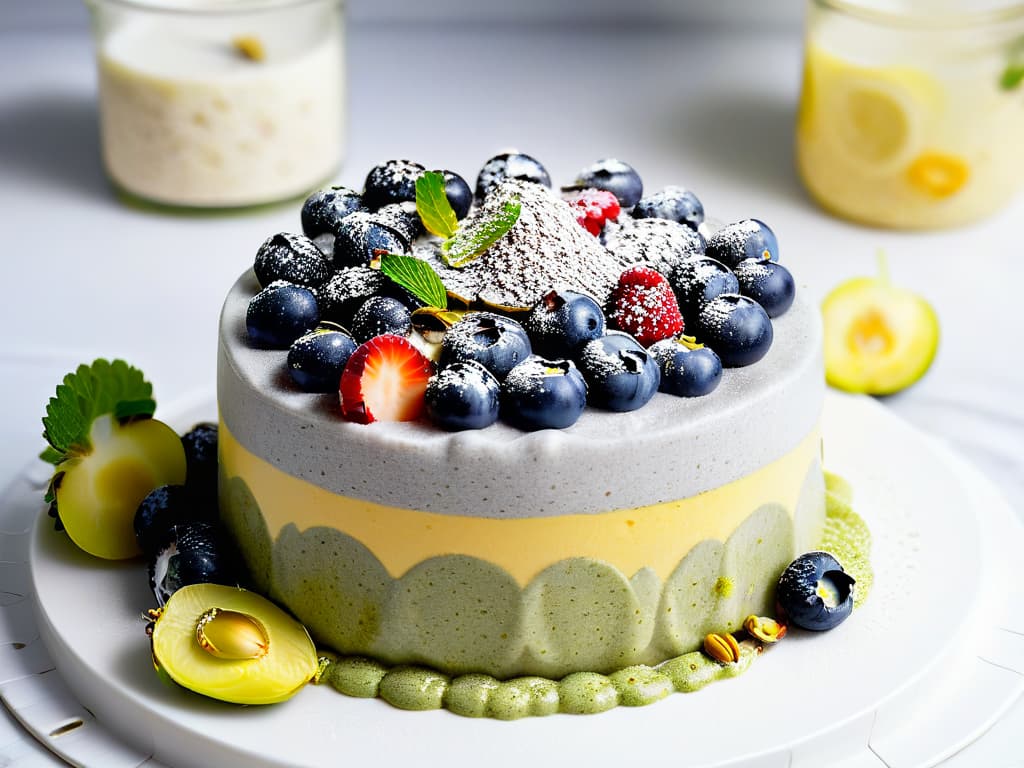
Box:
[604,218,704,277]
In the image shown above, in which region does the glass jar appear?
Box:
[796,0,1024,229]
[86,0,345,210]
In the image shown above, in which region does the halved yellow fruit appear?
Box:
[151,584,318,705]
[822,270,939,395]
[55,415,185,559]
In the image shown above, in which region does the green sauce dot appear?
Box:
[326,657,388,698]
[608,665,672,707]
[558,672,619,714]
[444,674,499,718]
[378,666,450,711]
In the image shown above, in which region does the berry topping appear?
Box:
[254,233,331,289]
[608,266,684,347]
[363,159,426,210]
[475,152,552,202]
[604,218,705,278]
[315,266,391,327]
[426,360,501,431]
[439,311,532,381]
[563,188,621,236]
[373,202,424,243]
[525,288,606,358]
[350,296,413,344]
[648,336,723,397]
[776,551,855,631]
[440,169,473,220]
[180,422,219,501]
[134,484,215,559]
[148,520,234,607]
[632,185,705,231]
[694,294,773,368]
[332,211,410,269]
[733,258,796,318]
[502,356,588,430]
[669,256,741,322]
[565,158,644,208]
[705,219,779,269]
[287,324,358,393]
[301,185,366,239]
[246,282,319,349]
[339,334,433,423]
[576,331,661,412]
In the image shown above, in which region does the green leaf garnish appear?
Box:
[415,171,459,239]
[1000,64,1024,90]
[441,199,521,268]
[41,359,155,464]
[379,254,448,309]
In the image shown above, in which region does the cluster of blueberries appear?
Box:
[244,152,798,431]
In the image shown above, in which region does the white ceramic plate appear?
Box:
[10,392,1022,768]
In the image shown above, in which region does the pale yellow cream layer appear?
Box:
[220,422,820,585]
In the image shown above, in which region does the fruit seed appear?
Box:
[703,632,741,664]
[743,614,788,643]
[195,607,270,660]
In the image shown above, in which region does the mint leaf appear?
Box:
[416,171,459,239]
[1001,64,1024,90]
[442,199,521,268]
[41,359,155,462]
[379,254,448,309]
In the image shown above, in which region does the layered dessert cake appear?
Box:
[216,154,828,681]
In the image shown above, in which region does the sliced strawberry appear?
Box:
[608,266,684,346]
[339,334,433,423]
[563,188,621,236]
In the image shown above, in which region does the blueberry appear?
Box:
[524,288,606,358]
[475,152,552,202]
[314,267,389,327]
[134,484,215,559]
[648,338,723,397]
[253,232,331,290]
[363,159,426,210]
[576,331,660,412]
[733,258,796,318]
[350,296,413,343]
[246,281,320,349]
[564,159,643,208]
[301,185,366,239]
[669,256,740,322]
[373,202,423,243]
[148,520,234,606]
[440,169,473,219]
[776,551,855,631]
[705,219,779,269]
[502,356,588,430]
[426,360,501,431]
[180,422,219,502]
[332,211,410,268]
[439,312,532,381]
[287,323,358,392]
[604,218,704,278]
[694,294,773,368]
[632,185,704,231]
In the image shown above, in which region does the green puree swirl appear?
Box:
[318,472,871,717]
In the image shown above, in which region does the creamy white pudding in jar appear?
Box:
[90,0,345,209]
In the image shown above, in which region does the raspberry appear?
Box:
[563,188,621,236]
[608,266,684,346]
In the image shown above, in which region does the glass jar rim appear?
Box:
[85,0,340,16]
[813,0,1024,28]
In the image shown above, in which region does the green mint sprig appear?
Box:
[441,199,521,268]
[415,172,459,239]
[41,359,155,466]
[379,254,448,309]
[1001,36,1024,90]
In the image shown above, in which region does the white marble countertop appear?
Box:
[1,19,1022,767]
